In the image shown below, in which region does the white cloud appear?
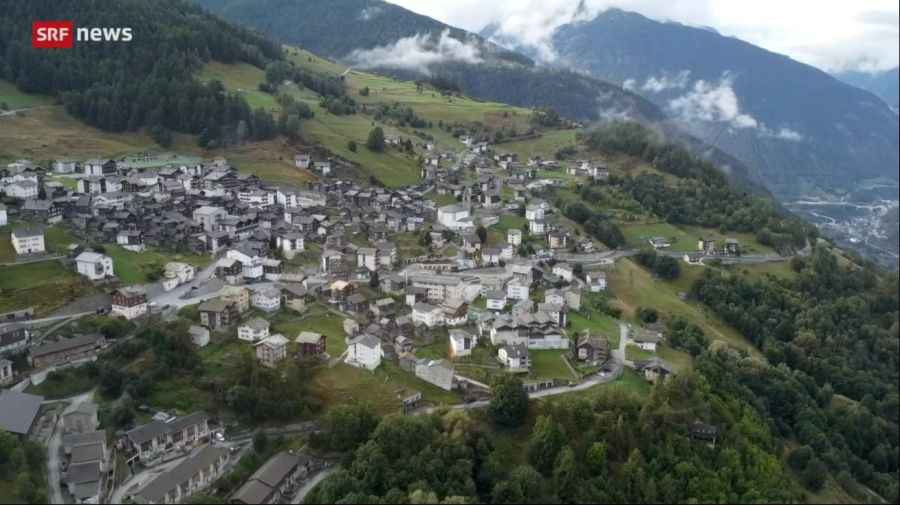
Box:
[359,6,383,21]
[668,75,758,129]
[385,0,899,72]
[761,126,805,141]
[622,78,637,91]
[641,70,692,92]
[345,29,483,73]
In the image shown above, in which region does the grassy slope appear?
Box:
[0,79,54,110]
[609,258,762,358]
[105,245,210,284]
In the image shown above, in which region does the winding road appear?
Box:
[422,323,627,414]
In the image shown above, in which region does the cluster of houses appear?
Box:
[640,234,745,265]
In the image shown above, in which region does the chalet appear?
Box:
[111,287,148,320]
[281,284,310,312]
[28,333,105,369]
[485,290,507,311]
[580,270,604,292]
[725,238,739,255]
[75,251,114,280]
[53,158,78,174]
[690,421,718,447]
[698,235,716,253]
[117,230,145,252]
[649,236,670,249]
[571,330,608,365]
[313,161,332,176]
[11,226,45,255]
[507,228,522,246]
[0,323,29,354]
[683,252,705,265]
[294,154,312,168]
[634,358,673,384]
[251,288,282,312]
[296,331,326,357]
[346,293,368,316]
[83,158,117,177]
[449,329,476,357]
[631,326,662,352]
[278,232,305,259]
[3,180,39,199]
[255,334,289,367]
[198,298,238,329]
[345,334,381,370]
[238,318,270,342]
[394,335,414,353]
[552,263,574,282]
[412,303,444,327]
[461,232,482,253]
[548,229,568,249]
[498,344,530,372]
[21,199,62,224]
[162,262,195,291]
[476,246,504,266]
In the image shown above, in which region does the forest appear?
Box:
[585,121,818,252]
[306,372,804,504]
[692,247,899,501]
[0,0,284,147]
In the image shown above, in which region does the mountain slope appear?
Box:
[192,0,669,126]
[546,9,899,201]
[193,0,532,66]
[835,68,899,110]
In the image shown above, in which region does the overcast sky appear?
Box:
[386,0,899,72]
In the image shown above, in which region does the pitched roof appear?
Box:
[296,331,323,344]
[240,318,270,331]
[0,390,43,435]
[29,334,103,358]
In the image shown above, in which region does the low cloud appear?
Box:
[359,6,383,21]
[641,70,691,92]
[668,74,758,129]
[345,29,483,73]
[622,78,637,91]
[761,126,804,141]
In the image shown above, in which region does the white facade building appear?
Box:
[251,288,282,312]
[238,318,270,342]
[345,335,382,370]
[11,227,45,255]
[437,204,473,230]
[75,251,114,280]
[412,303,444,327]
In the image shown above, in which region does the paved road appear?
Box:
[46,390,96,505]
[420,325,626,415]
[291,466,337,504]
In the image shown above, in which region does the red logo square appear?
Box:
[32,21,74,48]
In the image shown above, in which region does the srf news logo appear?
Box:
[32,21,133,48]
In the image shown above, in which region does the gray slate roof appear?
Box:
[0,390,43,435]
